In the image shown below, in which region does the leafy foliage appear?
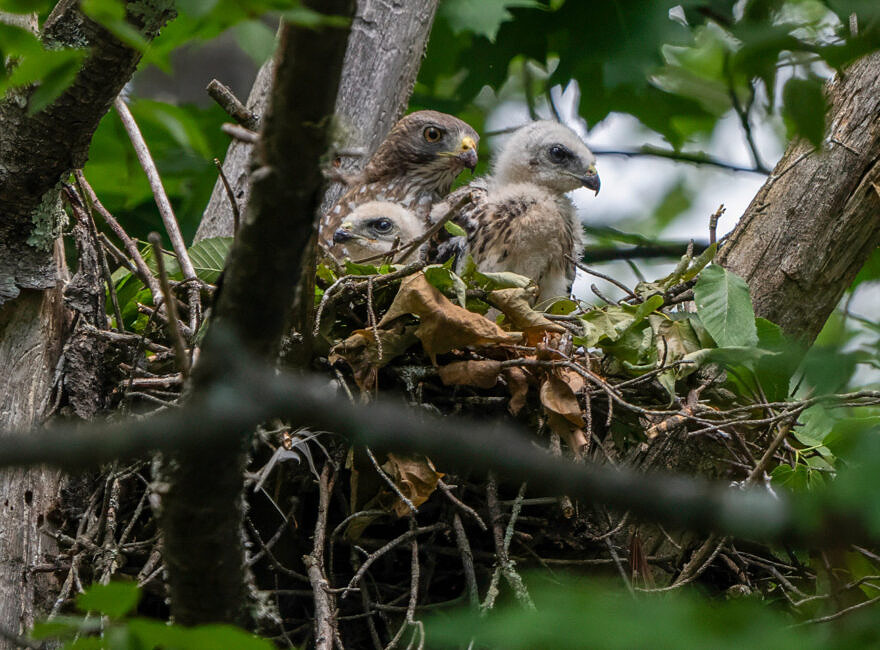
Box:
[32,583,273,650]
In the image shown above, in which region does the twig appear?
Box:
[582,241,709,263]
[438,480,487,530]
[114,97,202,332]
[341,523,447,599]
[567,255,638,302]
[708,204,725,246]
[727,82,770,174]
[384,519,422,650]
[486,476,535,610]
[148,233,191,376]
[77,172,164,306]
[452,513,479,608]
[207,79,259,130]
[305,465,337,650]
[365,447,417,515]
[214,158,241,234]
[222,122,259,143]
[590,146,768,174]
[794,593,880,626]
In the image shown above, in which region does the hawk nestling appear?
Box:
[321,110,478,257]
[332,201,425,263]
[443,121,599,302]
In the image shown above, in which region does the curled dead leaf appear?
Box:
[329,321,419,391]
[489,287,566,337]
[503,366,530,415]
[380,273,522,362]
[540,374,584,428]
[382,453,445,518]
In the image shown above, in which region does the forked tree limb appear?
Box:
[717,51,880,343]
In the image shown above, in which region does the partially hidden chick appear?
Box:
[332,201,426,264]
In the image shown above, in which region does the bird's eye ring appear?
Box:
[423,126,443,143]
[548,144,569,163]
[370,218,394,234]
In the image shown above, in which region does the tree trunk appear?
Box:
[0,3,174,643]
[717,51,880,344]
[194,0,441,241]
[0,247,66,647]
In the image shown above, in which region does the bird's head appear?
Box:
[493,121,600,195]
[363,110,479,194]
[332,201,426,262]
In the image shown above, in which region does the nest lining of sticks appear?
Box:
[46,192,824,646]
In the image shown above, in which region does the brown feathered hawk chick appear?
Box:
[454,121,599,302]
[321,110,478,256]
[332,201,425,263]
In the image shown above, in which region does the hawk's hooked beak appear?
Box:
[581,164,600,195]
[333,225,355,244]
[456,135,478,171]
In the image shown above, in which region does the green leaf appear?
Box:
[128,619,274,650]
[4,47,87,114]
[0,0,50,12]
[76,582,140,619]
[280,6,351,29]
[754,317,802,401]
[31,617,87,640]
[782,76,826,148]
[427,574,830,649]
[234,20,277,64]
[439,0,542,41]
[443,220,468,237]
[344,260,381,276]
[424,265,467,307]
[693,265,757,347]
[680,345,774,373]
[188,236,232,283]
[543,298,578,315]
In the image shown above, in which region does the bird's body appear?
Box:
[320,110,478,259]
[466,183,582,300]
[332,201,425,263]
[440,121,599,302]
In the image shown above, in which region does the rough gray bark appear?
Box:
[0,3,174,645]
[0,246,67,647]
[717,51,880,344]
[157,0,356,625]
[194,0,441,241]
[0,0,176,305]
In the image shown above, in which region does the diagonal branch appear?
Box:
[156,0,356,627]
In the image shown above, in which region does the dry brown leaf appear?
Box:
[438,360,503,389]
[545,412,589,458]
[540,374,584,427]
[558,367,586,394]
[489,287,565,336]
[382,453,445,518]
[503,366,530,415]
[329,322,419,391]
[379,273,521,362]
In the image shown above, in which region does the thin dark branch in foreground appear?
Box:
[582,241,710,263]
[2,332,870,548]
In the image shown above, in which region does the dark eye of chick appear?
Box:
[369,218,394,234]
[423,126,444,143]
[547,144,571,164]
